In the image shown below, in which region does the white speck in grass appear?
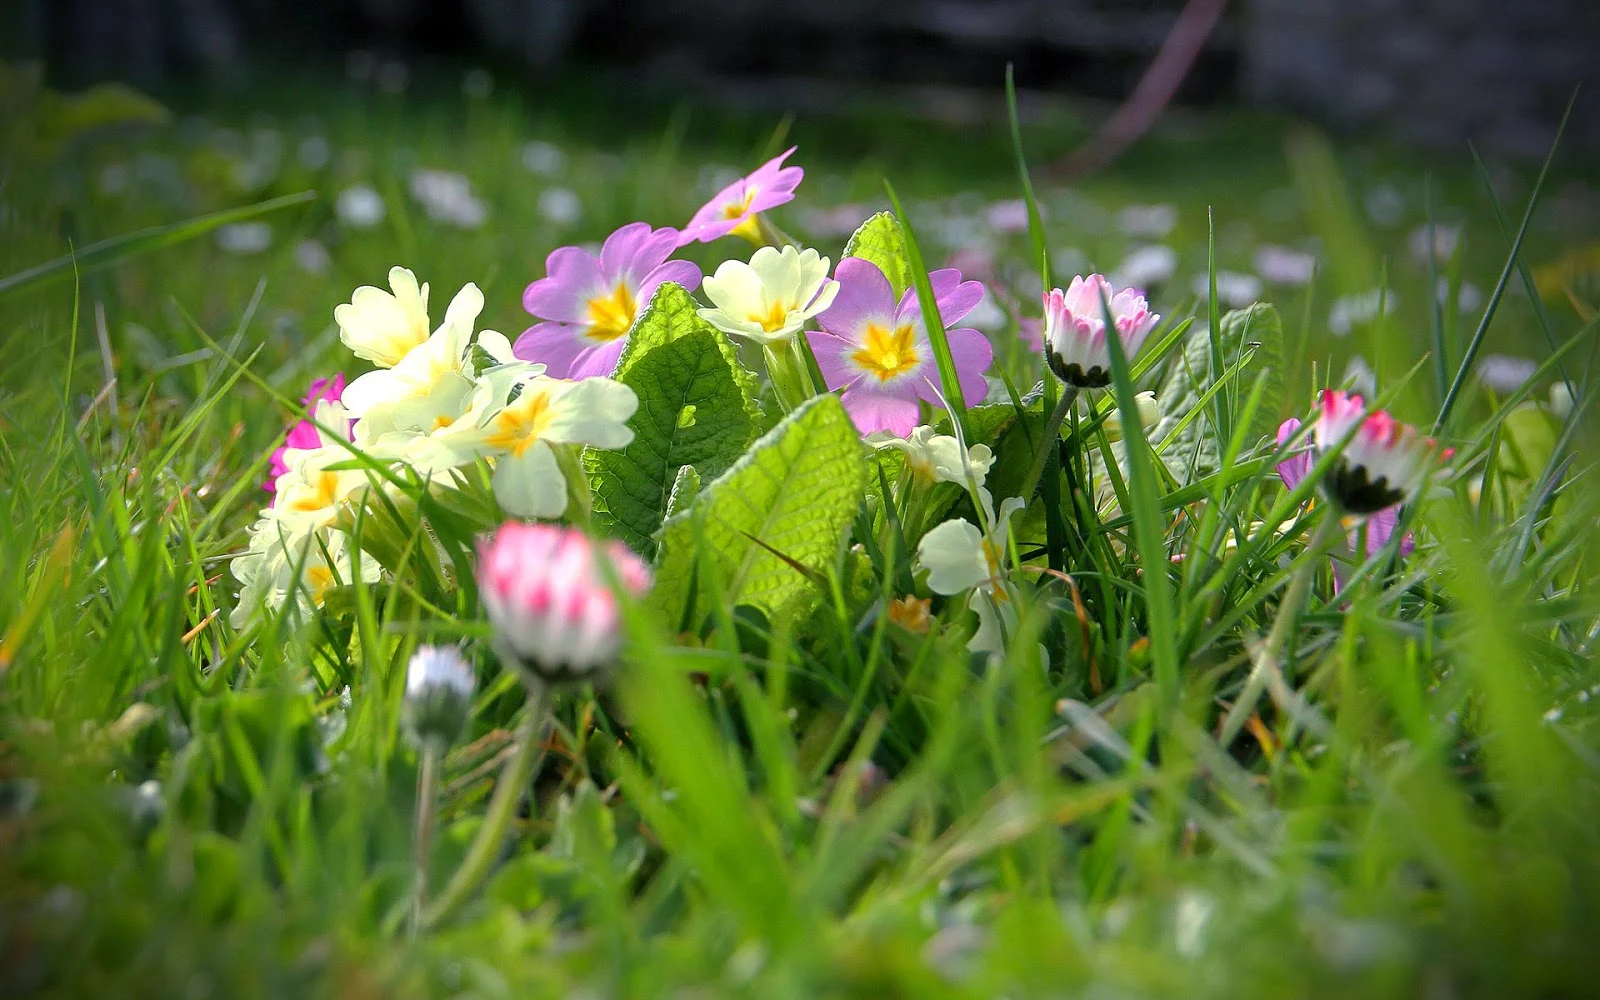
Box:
[297,135,330,171]
[462,68,494,100]
[1254,244,1317,286]
[985,198,1032,233]
[336,184,386,229]
[294,239,332,275]
[1543,706,1564,724]
[1328,289,1395,336]
[521,140,566,176]
[410,168,486,228]
[1193,270,1263,308]
[1343,355,1377,395]
[964,286,1008,330]
[1410,223,1461,263]
[1173,890,1215,958]
[1052,246,1090,278]
[1475,353,1537,392]
[1364,184,1405,227]
[1436,278,1483,313]
[1117,203,1178,238]
[538,187,582,227]
[216,221,271,254]
[1112,245,1178,291]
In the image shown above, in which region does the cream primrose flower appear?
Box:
[230,520,380,629]
[697,245,839,345]
[915,492,1026,655]
[341,280,488,422]
[441,369,639,518]
[335,266,432,368]
[870,425,994,488]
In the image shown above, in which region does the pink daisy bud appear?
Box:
[478,523,652,686]
[678,147,803,246]
[1313,390,1452,515]
[1041,274,1160,388]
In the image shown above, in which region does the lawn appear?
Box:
[2,61,1599,997]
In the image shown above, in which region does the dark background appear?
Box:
[9,0,1600,156]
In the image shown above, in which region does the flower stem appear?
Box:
[1216,514,1340,748]
[763,342,813,413]
[421,684,550,929]
[1018,384,1079,502]
[408,740,442,939]
[757,214,801,249]
[554,446,593,529]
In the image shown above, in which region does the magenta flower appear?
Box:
[678,147,803,246]
[265,374,347,492]
[1042,274,1160,388]
[515,222,702,379]
[806,258,993,437]
[479,522,652,686]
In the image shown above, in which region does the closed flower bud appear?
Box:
[478,523,652,687]
[1042,274,1160,388]
[402,645,476,749]
[1312,389,1452,515]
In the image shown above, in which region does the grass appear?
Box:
[3,62,1599,997]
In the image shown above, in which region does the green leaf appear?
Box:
[0,191,316,302]
[587,329,759,557]
[1154,303,1283,479]
[613,281,760,407]
[652,395,867,625]
[842,211,913,299]
[664,465,701,519]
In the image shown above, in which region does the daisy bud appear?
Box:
[478,523,652,687]
[402,645,476,749]
[1042,274,1160,388]
[1312,389,1452,515]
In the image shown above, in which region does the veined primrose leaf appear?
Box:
[843,211,913,300]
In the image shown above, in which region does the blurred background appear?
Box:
[11,0,1600,154]
[2,0,1597,413]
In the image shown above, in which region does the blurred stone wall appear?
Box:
[12,0,1599,154]
[1242,0,1600,155]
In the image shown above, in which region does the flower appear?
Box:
[1254,245,1316,286]
[478,522,652,686]
[679,146,802,245]
[917,493,1027,654]
[886,596,931,634]
[1308,391,1451,515]
[409,169,486,229]
[1117,203,1178,238]
[1042,274,1161,388]
[340,279,486,417]
[336,184,386,229]
[1193,271,1263,308]
[229,521,379,629]
[538,187,582,226]
[452,372,638,518]
[515,223,702,379]
[402,645,476,748]
[872,424,994,487]
[216,221,272,254]
[335,267,433,368]
[807,259,992,436]
[266,374,348,492]
[1112,246,1177,290]
[698,245,839,345]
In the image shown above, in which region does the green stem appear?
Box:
[1216,515,1341,748]
[1018,384,1080,502]
[757,214,801,249]
[409,740,441,939]
[421,685,550,929]
[554,446,593,529]
[763,342,812,413]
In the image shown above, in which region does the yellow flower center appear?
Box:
[749,298,796,334]
[284,470,341,514]
[850,322,920,381]
[722,188,757,220]
[306,564,336,605]
[482,388,555,458]
[585,282,637,342]
[433,413,456,430]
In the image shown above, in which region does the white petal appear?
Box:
[542,378,638,448]
[917,518,989,595]
[492,442,568,518]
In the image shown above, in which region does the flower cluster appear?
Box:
[231,266,639,628]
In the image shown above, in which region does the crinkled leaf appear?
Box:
[613,281,761,409]
[843,211,913,300]
[1154,303,1284,478]
[587,329,758,557]
[664,465,700,519]
[652,395,867,625]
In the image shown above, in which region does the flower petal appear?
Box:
[492,441,568,518]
